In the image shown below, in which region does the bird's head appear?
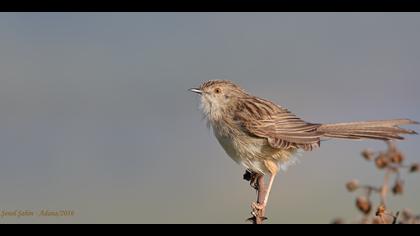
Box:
[189,80,247,121]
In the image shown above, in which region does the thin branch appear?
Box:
[246,173,268,224]
[380,169,391,206]
[255,175,267,224]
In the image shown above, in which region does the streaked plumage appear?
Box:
[191,80,418,175]
[190,79,418,220]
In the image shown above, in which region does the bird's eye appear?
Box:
[214,88,221,94]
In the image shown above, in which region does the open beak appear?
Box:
[188,88,203,95]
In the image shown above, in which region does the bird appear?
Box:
[189,79,418,220]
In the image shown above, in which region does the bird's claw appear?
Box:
[252,202,266,211]
[246,202,268,223]
[250,175,259,190]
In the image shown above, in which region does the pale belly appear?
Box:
[213,129,299,175]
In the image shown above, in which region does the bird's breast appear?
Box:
[214,131,243,165]
[211,121,298,174]
[212,125,270,171]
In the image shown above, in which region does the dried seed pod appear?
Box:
[361,149,374,161]
[356,196,372,215]
[392,180,404,195]
[345,180,359,192]
[390,152,404,164]
[376,204,386,216]
[409,163,419,173]
[375,153,389,169]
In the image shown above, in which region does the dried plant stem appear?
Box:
[391,211,400,224]
[362,185,381,195]
[380,170,391,206]
[338,141,420,224]
[379,215,386,224]
[255,175,267,224]
[247,174,268,224]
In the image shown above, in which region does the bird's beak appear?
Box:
[188,88,203,95]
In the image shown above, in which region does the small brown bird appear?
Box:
[189,80,418,219]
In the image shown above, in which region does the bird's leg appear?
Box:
[252,173,276,211]
[249,174,268,224]
[250,173,259,190]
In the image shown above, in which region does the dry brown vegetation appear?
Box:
[244,141,419,224]
[332,141,420,224]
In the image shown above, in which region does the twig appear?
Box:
[337,141,420,224]
[255,175,267,224]
[245,171,268,224]
[392,211,400,224]
[380,169,391,206]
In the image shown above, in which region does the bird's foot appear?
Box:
[251,202,266,211]
[250,174,259,190]
[247,202,268,224]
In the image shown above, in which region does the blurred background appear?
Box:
[0,13,419,223]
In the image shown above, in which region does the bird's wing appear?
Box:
[235,97,323,151]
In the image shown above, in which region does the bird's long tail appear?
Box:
[317,119,418,141]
